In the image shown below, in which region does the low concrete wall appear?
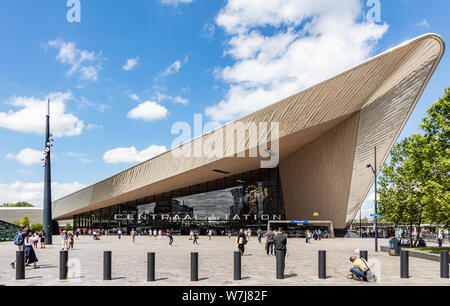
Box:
[380,245,446,263]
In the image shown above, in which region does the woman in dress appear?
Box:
[24,232,39,269]
[39,230,46,249]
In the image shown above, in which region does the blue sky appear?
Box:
[0,0,448,218]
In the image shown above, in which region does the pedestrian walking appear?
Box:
[24,232,39,269]
[317,229,322,240]
[208,229,213,240]
[10,226,29,269]
[131,228,137,244]
[158,230,162,240]
[438,230,444,247]
[167,229,174,247]
[237,229,247,255]
[153,229,157,239]
[193,230,199,245]
[265,228,275,255]
[61,230,69,250]
[68,232,74,250]
[39,229,46,249]
[274,227,287,274]
[257,228,262,244]
[117,229,122,239]
[306,230,312,244]
[227,230,232,240]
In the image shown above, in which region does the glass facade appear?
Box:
[0,220,21,241]
[74,167,286,235]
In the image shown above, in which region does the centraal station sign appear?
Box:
[113,213,283,222]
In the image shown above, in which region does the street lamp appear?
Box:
[43,99,54,244]
[366,146,378,252]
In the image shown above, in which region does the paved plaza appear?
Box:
[1,235,448,286]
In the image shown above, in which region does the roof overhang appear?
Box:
[52,34,445,223]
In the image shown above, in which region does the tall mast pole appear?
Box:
[43,99,53,244]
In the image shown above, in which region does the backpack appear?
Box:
[360,258,376,283]
[14,232,24,246]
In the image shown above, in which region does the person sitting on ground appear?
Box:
[401,237,410,247]
[347,256,375,282]
[417,236,427,248]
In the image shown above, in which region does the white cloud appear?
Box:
[86,123,102,130]
[416,19,430,28]
[157,93,189,105]
[0,181,85,207]
[130,93,140,101]
[163,60,182,76]
[163,56,188,76]
[123,57,139,71]
[205,0,388,121]
[19,169,34,175]
[160,0,194,6]
[0,91,84,137]
[103,145,167,164]
[6,148,43,166]
[47,39,104,81]
[127,101,168,121]
[76,96,110,112]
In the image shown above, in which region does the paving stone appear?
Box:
[0,236,448,286]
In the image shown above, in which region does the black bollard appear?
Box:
[191,252,198,281]
[234,251,241,280]
[103,251,112,280]
[16,250,25,280]
[276,250,285,279]
[59,250,68,280]
[360,250,368,261]
[147,252,155,282]
[440,250,449,279]
[400,250,409,278]
[318,250,326,279]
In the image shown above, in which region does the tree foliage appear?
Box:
[20,216,30,228]
[378,88,450,245]
[30,223,43,232]
[1,201,34,207]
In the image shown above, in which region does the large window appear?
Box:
[74,167,285,234]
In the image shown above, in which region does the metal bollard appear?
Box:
[441,250,449,279]
[191,252,198,281]
[147,252,155,282]
[360,250,368,261]
[16,250,25,280]
[400,250,409,278]
[318,250,326,279]
[234,251,241,280]
[276,250,285,279]
[59,250,68,280]
[103,251,112,280]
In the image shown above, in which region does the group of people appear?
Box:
[128,228,174,246]
[60,230,75,250]
[10,226,43,270]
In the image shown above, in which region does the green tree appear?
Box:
[64,223,73,231]
[378,88,450,245]
[0,201,34,207]
[419,88,450,226]
[30,223,43,232]
[20,216,30,228]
